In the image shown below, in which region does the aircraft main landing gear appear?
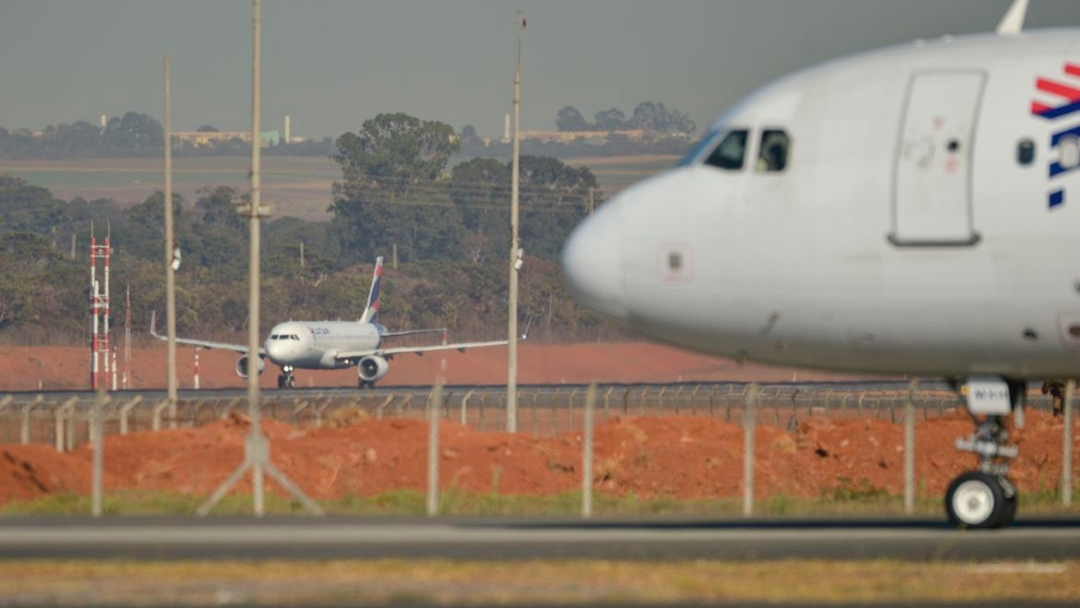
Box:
[277,366,296,389]
[945,376,1021,529]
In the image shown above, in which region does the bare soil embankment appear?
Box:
[2,410,1075,507]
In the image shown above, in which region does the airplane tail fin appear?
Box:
[359,256,384,324]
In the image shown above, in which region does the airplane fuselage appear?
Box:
[564,29,1080,380]
[264,321,382,370]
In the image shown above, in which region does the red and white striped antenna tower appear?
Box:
[89,223,112,391]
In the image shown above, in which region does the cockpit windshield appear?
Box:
[677,126,749,171]
[676,125,723,167]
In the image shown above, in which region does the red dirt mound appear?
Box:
[0,444,112,502]
[3,411,1076,505]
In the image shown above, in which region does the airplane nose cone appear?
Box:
[561,202,627,319]
[265,339,287,362]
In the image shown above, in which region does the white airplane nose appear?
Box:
[562,202,627,319]
[265,339,288,363]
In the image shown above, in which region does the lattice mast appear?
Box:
[89,228,112,391]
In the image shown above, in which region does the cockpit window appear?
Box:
[290,334,299,340]
[756,129,790,172]
[270,334,280,340]
[703,130,749,171]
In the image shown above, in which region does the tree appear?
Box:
[555,106,592,132]
[448,155,598,263]
[594,108,628,132]
[449,158,511,263]
[101,112,164,153]
[329,113,464,264]
[629,101,696,134]
[118,191,192,261]
[0,175,65,234]
[192,186,247,269]
[331,112,459,196]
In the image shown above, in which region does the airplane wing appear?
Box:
[380,328,447,339]
[334,340,509,361]
[149,311,265,356]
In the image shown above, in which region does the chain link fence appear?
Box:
[0,383,1061,451]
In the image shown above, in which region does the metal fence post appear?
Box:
[1064,380,1075,507]
[461,390,473,426]
[427,382,443,517]
[119,396,143,435]
[532,390,540,438]
[550,391,557,436]
[92,391,108,518]
[0,395,13,443]
[583,383,596,518]
[54,402,65,452]
[151,399,169,431]
[20,396,42,445]
[569,388,578,431]
[905,379,917,515]
[743,383,758,518]
[55,397,77,452]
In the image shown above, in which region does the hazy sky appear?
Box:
[3,1,1080,140]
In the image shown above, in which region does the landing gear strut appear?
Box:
[945,376,1022,529]
[277,366,296,389]
[358,379,375,389]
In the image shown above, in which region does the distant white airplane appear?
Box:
[563,0,1069,528]
[152,257,508,389]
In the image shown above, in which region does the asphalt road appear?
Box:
[2,515,1079,561]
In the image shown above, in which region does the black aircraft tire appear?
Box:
[1002,487,1019,526]
[945,471,1008,529]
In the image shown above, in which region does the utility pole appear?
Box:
[164,55,178,428]
[199,0,322,518]
[506,12,525,433]
[246,0,267,516]
[124,284,131,389]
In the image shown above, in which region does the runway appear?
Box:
[2,515,1079,560]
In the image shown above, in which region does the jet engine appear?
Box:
[358,355,390,382]
[235,354,266,378]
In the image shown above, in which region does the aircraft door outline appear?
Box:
[889,70,987,247]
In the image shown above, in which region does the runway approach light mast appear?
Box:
[89,226,112,391]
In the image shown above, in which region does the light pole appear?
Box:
[197,0,321,518]
[164,56,178,428]
[506,12,525,433]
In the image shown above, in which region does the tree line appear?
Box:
[555,101,696,134]
[0,111,334,160]
[0,111,621,345]
[0,102,697,161]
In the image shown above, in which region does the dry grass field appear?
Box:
[3,154,678,220]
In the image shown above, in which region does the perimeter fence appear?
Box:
[0,382,1063,451]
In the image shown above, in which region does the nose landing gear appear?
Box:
[945,376,1022,529]
[277,366,296,389]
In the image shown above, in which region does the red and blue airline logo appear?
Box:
[1031,63,1080,209]
[366,263,382,322]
